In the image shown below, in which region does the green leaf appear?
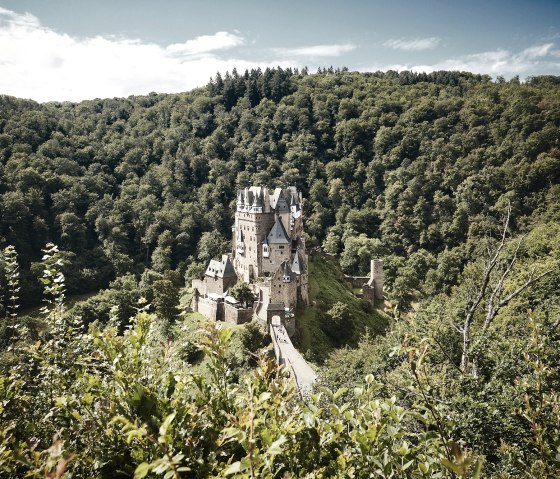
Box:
[223,461,243,475]
[472,457,484,479]
[402,459,413,470]
[266,435,287,455]
[259,392,271,403]
[159,412,176,438]
[441,458,462,475]
[333,387,348,400]
[134,462,151,479]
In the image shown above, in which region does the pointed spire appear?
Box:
[291,251,305,275]
[267,215,290,244]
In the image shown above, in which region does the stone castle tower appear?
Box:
[192,186,308,336]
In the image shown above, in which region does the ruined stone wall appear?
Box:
[344,275,370,288]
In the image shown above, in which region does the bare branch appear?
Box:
[461,206,511,373]
[483,234,526,330]
[496,267,554,312]
[471,265,556,366]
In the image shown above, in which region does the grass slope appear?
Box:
[294,254,389,364]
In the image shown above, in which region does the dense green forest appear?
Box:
[1,68,559,477]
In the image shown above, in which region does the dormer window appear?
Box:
[262,243,270,258]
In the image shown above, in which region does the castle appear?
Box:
[192,186,309,336]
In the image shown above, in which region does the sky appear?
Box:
[0,0,559,102]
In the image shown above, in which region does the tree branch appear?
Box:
[460,206,511,373]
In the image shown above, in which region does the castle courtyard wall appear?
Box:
[196,297,222,322]
[204,275,236,295]
[224,303,253,325]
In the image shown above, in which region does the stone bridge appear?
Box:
[269,315,317,397]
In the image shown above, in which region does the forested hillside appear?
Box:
[1,69,558,307]
[1,69,559,477]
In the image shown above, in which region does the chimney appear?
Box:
[371,259,384,300]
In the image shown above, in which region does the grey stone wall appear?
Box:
[192,279,206,295]
[270,274,297,309]
[196,297,222,322]
[224,303,253,325]
[261,243,291,275]
[204,275,236,296]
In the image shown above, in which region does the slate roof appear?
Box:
[291,251,305,275]
[266,216,290,244]
[283,260,293,278]
[205,254,237,278]
[271,188,290,212]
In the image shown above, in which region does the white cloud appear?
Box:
[513,43,554,61]
[363,43,560,78]
[166,31,244,56]
[273,43,356,57]
[0,8,294,102]
[0,6,40,28]
[383,37,440,51]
